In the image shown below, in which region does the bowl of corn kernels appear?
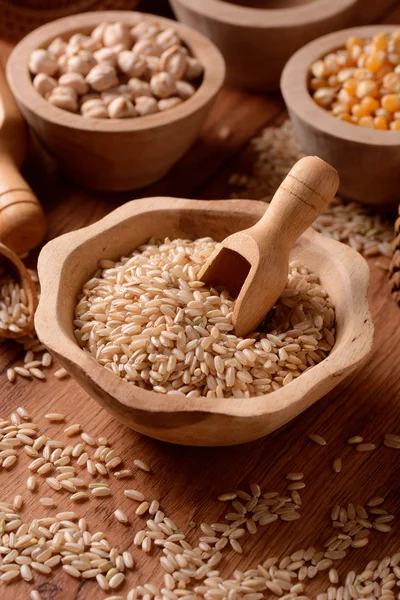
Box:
[281,25,400,207]
[6,11,225,191]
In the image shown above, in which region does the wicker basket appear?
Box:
[0,0,141,42]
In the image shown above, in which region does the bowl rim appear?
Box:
[6,10,226,133]
[35,197,374,420]
[170,0,357,27]
[281,24,400,147]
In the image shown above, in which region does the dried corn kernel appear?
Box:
[313,87,335,108]
[381,94,400,112]
[361,96,380,113]
[358,115,374,128]
[346,36,362,51]
[351,103,370,119]
[373,33,388,51]
[373,115,388,130]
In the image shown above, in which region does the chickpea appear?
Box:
[94,47,118,67]
[160,47,187,81]
[128,78,152,98]
[117,51,147,78]
[135,95,159,116]
[33,73,57,97]
[81,98,109,119]
[103,22,131,49]
[91,22,107,44]
[132,39,161,58]
[86,64,118,92]
[176,80,195,100]
[29,49,58,76]
[67,51,97,77]
[131,21,161,42]
[142,57,161,82]
[81,37,102,53]
[57,54,68,75]
[150,72,177,99]
[156,28,180,51]
[158,97,182,111]
[47,37,67,59]
[79,93,101,107]
[48,86,78,112]
[101,85,132,107]
[107,96,137,118]
[59,72,89,96]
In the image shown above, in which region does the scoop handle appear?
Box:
[0,66,46,254]
[251,156,339,251]
[0,156,47,254]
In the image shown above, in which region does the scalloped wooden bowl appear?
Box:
[35,198,374,446]
[281,25,400,207]
[169,0,360,91]
[6,11,225,191]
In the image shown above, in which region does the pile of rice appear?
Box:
[74,237,335,398]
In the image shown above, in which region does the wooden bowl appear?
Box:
[169,0,360,91]
[281,25,400,207]
[35,197,374,446]
[6,11,225,191]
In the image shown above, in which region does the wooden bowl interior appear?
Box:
[55,201,357,389]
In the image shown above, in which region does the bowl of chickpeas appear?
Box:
[281,25,400,207]
[6,11,225,191]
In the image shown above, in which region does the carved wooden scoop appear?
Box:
[198,156,339,337]
[0,64,46,338]
[0,244,37,339]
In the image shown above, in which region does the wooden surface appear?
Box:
[1,1,400,598]
[281,24,400,207]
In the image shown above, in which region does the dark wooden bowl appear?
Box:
[170,0,361,91]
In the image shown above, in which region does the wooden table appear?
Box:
[1,2,400,599]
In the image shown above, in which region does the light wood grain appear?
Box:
[170,0,360,91]
[6,11,225,191]
[199,156,339,336]
[281,24,400,207]
[0,2,400,598]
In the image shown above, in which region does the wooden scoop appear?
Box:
[0,63,46,338]
[0,243,37,339]
[198,156,339,337]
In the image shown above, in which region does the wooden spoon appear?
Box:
[198,156,339,337]
[0,63,46,339]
